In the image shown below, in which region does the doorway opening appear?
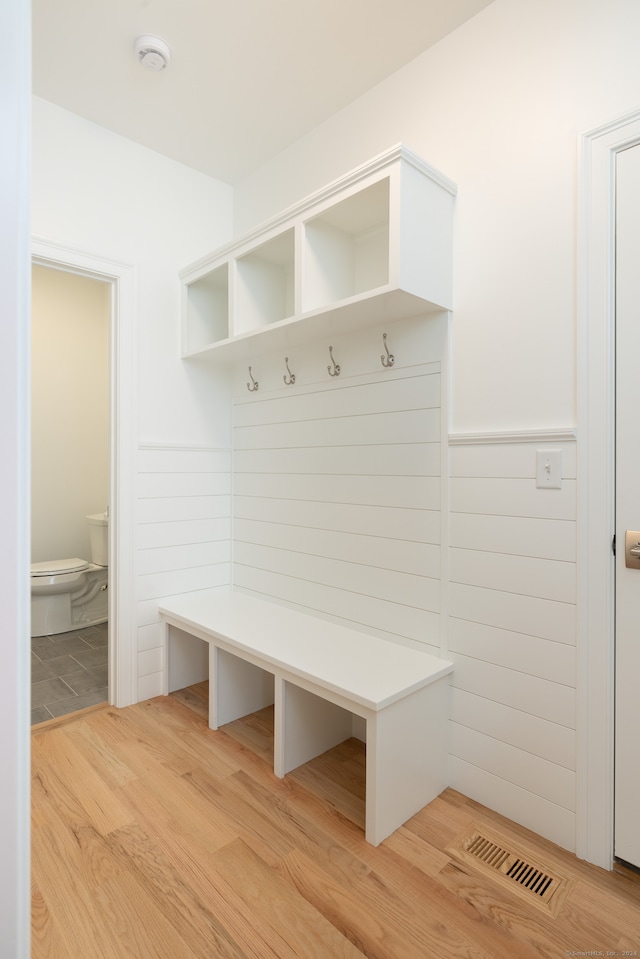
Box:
[31,238,137,715]
[30,263,111,723]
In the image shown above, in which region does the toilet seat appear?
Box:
[31,558,89,577]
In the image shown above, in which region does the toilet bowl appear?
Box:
[30,512,109,637]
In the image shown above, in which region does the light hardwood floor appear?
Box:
[32,683,640,958]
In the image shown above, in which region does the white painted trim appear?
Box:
[449,429,576,446]
[1,0,31,949]
[139,443,230,453]
[32,236,138,708]
[438,315,451,660]
[577,108,640,869]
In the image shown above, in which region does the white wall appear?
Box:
[448,435,577,848]
[230,315,447,655]
[230,0,640,855]
[31,265,110,563]
[32,96,234,447]
[136,444,231,700]
[234,0,640,434]
[32,97,235,702]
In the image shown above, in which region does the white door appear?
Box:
[615,142,640,869]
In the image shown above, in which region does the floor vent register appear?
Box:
[447,824,573,916]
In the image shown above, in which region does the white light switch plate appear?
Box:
[536,449,562,489]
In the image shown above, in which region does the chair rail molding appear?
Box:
[139,442,231,452]
[577,107,640,869]
[449,428,576,446]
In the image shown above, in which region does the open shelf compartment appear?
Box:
[179,145,456,361]
[302,176,390,313]
[183,263,229,353]
[234,228,295,336]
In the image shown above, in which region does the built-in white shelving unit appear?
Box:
[180,145,456,362]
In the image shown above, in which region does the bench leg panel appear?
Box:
[366,678,449,846]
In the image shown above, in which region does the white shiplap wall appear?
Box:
[136,445,231,699]
[231,319,446,656]
[448,434,577,850]
[137,325,581,857]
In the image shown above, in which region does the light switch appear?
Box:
[536,449,562,489]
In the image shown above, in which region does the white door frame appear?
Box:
[577,108,640,869]
[32,237,138,708]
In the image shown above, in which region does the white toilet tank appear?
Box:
[87,511,109,566]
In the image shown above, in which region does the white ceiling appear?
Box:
[32,0,494,185]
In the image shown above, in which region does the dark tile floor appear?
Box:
[31,621,108,725]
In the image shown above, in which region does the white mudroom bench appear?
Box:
[159,591,453,846]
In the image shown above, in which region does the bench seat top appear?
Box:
[159,591,453,711]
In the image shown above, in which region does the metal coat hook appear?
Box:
[327,345,341,377]
[283,357,296,386]
[381,332,395,368]
[247,366,259,392]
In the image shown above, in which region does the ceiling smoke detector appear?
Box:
[135,35,171,72]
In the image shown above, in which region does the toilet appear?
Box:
[30,512,109,637]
